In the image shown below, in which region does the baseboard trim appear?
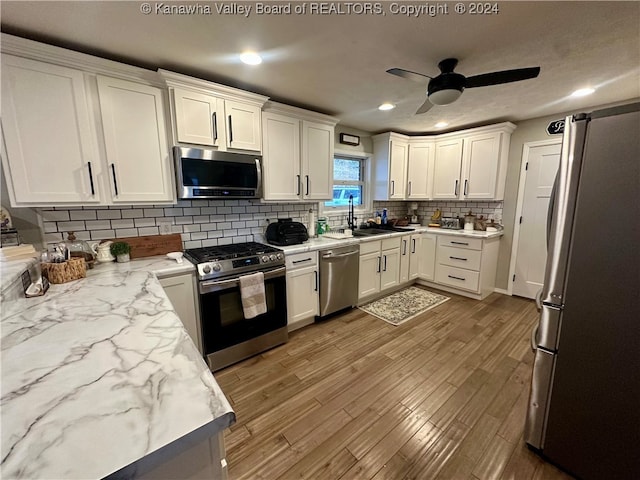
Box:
[493,288,510,296]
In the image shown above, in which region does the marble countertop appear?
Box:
[0,256,39,294]
[1,264,233,479]
[87,254,195,279]
[276,225,503,255]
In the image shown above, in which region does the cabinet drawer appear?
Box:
[437,245,482,271]
[437,235,483,251]
[359,239,381,255]
[286,251,317,270]
[381,236,401,251]
[435,264,480,292]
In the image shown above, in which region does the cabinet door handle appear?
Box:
[454,179,459,196]
[448,274,466,281]
[412,239,416,254]
[408,181,412,196]
[228,115,233,143]
[383,255,387,272]
[403,240,407,256]
[296,175,301,196]
[377,256,381,273]
[451,241,469,246]
[314,270,318,291]
[391,180,395,196]
[111,163,119,196]
[464,179,468,196]
[86,162,95,196]
[305,175,309,196]
[212,112,218,141]
[292,258,313,264]
[450,256,467,261]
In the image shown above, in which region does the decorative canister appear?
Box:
[464,211,476,231]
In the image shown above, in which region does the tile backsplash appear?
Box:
[40,200,317,248]
[40,199,503,248]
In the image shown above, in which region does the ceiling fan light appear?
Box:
[429,88,462,106]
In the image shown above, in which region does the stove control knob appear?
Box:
[202,265,212,274]
[212,263,221,272]
[261,255,270,263]
[276,253,284,260]
[269,254,277,261]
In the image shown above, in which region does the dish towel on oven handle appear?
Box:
[239,271,267,319]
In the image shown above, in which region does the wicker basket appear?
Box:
[41,257,86,284]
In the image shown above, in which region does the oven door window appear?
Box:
[200,276,287,352]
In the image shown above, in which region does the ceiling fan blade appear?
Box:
[387,68,432,83]
[465,67,541,88]
[415,98,433,115]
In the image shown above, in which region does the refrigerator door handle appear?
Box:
[530,324,539,352]
[538,305,562,351]
[525,348,555,449]
[546,174,558,251]
[535,288,543,311]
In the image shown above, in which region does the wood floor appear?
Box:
[215,289,575,480]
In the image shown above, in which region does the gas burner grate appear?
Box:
[185,242,281,263]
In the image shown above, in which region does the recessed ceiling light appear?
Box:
[240,52,262,65]
[435,121,448,128]
[378,103,395,111]
[571,87,595,97]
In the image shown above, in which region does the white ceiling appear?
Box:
[2,1,639,134]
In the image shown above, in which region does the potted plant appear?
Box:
[110,241,131,263]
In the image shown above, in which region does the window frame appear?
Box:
[320,152,372,217]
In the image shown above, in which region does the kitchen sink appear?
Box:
[352,226,414,237]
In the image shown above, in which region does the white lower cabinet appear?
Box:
[418,233,437,281]
[286,251,318,331]
[158,272,202,353]
[358,238,401,301]
[399,234,421,284]
[418,234,500,300]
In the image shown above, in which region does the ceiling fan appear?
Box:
[387,58,541,114]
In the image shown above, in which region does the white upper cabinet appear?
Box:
[301,121,333,200]
[372,133,408,200]
[161,70,268,153]
[262,112,301,201]
[1,36,177,207]
[225,100,262,152]
[433,124,515,201]
[407,141,434,199]
[261,102,337,202]
[461,132,502,200]
[373,123,514,201]
[97,76,173,203]
[173,88,221,147]
[432,138,464,199]
[1,55,101,205]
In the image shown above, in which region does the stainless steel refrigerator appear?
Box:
[525,103,640,480]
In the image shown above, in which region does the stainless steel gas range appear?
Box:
[184,242,287,371]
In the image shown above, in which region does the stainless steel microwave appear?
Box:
[174,146,262,199]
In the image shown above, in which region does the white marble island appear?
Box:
[1,269,234,479]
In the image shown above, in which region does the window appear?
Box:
[324,156,366,209]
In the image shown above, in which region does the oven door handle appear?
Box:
[199,266,286,293]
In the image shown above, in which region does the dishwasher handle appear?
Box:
[322,250,359,259]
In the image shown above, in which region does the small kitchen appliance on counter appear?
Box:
[440,217,463,229]
[266,218,309,246]
[183,241,287,371]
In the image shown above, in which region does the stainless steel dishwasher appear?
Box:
[318,245,360,318]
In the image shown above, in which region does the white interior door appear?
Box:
[513,141,562,298]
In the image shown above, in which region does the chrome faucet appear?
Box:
[347,195,356,230]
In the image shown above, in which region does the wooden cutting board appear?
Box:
[111,233,183,259]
